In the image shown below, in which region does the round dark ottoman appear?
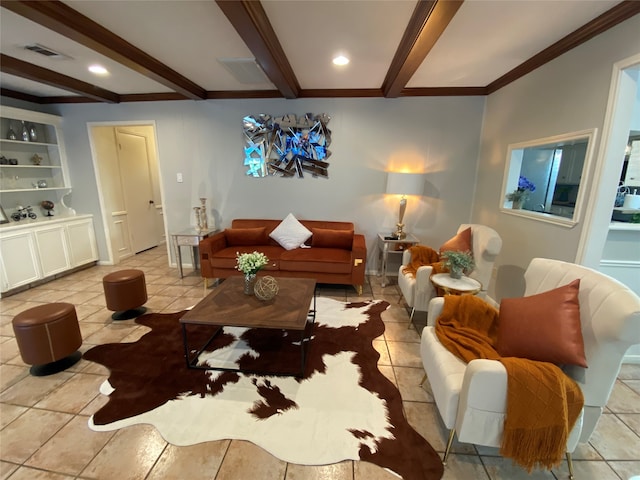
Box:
[12,303,82,376]
[103,269,148,320]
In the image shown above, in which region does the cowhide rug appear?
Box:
[83,297,444,480]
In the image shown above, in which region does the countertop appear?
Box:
[0,214,93,233]
[609,221,640,231]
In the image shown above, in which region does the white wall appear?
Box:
[472,14,640,300]
[47,96,485,271]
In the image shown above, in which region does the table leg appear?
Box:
[174,240,184,278]
[189,246,196,273]
[381,242,389,287]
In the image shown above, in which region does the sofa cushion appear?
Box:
[311,228,354,249]
[269,213,313,250]
[496,279,587,367]
[225,227,268,246]
[210,246,284,271]
[439,227,472,255]
[280,248,352,274]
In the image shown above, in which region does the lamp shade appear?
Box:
[386,172,424,196]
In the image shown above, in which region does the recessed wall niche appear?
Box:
[242,113,331,178]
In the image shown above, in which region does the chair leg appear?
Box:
[443,429,455,465]
[407,307,415,329]
[566,452,574,480]
[420,373,426,386]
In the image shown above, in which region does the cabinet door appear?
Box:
[0,231,41,291]
[34,225,71,277]
[568,143,586,184]
[66,219,98,267]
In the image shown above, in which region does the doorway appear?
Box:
[89,123,165,264]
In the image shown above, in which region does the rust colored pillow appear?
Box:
[496,279,587,368]
[439,227,472,255]
[225,227,268,246]
[311,228,354,249]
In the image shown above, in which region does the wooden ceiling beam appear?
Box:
[0,54,120,103]
[487,1,640,94]
[216,0,300,99]
[383,0,464,98]
[0,87,43,104]
[1,0,207,100]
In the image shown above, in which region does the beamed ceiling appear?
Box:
[0,0,639,105]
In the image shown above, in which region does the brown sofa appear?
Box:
[199,219,367,293]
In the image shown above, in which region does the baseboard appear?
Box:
[623,354,640,364]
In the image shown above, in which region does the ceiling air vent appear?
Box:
[24,43,69,59]
[217,58,270,84]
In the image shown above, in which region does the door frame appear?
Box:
[576,53,640,267]
[87,120,168,265]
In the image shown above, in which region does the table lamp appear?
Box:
[385,172,424,239]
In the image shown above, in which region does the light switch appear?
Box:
[177,173,183,183]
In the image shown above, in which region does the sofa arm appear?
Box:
[426,297,445,326]
[199,232,227,278]
[455,359,508,447]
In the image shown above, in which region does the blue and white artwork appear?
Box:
[242,113,331,178]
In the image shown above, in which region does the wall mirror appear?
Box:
[500,129,597,227]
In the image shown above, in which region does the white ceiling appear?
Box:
[0,0,626,101]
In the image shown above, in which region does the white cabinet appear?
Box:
[624,139,640,187]
[66,218,98,267]
[0,230,40,291]
[0,215,98,294]
[557,143,587,185]
[0,106,72,220]
[34,224,71,277]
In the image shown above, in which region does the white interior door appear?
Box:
[116,129,158,253]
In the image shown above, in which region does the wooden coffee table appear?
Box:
[179,276,316,376]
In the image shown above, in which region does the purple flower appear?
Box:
[517,176,536,192]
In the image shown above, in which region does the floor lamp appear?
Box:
[385,172,424,239]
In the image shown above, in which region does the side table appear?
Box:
[171,228,218,278]
[431,273,481,296]
[377,233,420,287]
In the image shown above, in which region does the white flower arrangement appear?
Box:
[236,251,269,275]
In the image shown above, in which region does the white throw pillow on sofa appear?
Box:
[270,213,312,250]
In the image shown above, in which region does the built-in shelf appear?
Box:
[0,165,63,169]
[0,187,71,193]
[0,139,57,148]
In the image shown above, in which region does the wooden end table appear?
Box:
[431,273,481,296]
[179,277,316,377]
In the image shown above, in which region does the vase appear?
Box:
[512,200,522,210]
[449,267,463,279]
[193,207,202,231]
[244,273,257,295]
[28,124,37,142]
[21,121,29,142]
[199,198,208,230]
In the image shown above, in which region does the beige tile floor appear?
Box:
[0,244,638,480]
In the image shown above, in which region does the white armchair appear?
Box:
[397,224,502,324]
[421,258,640,477]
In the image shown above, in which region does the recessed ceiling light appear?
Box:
[88,64,108,75]
[332,55,349,66]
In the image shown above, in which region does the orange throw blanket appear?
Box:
[401,245,448,295]
[435,295,584,472]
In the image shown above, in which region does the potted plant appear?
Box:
[441,250,475,279]
[506,175,536,209]
[236,251,269,294]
